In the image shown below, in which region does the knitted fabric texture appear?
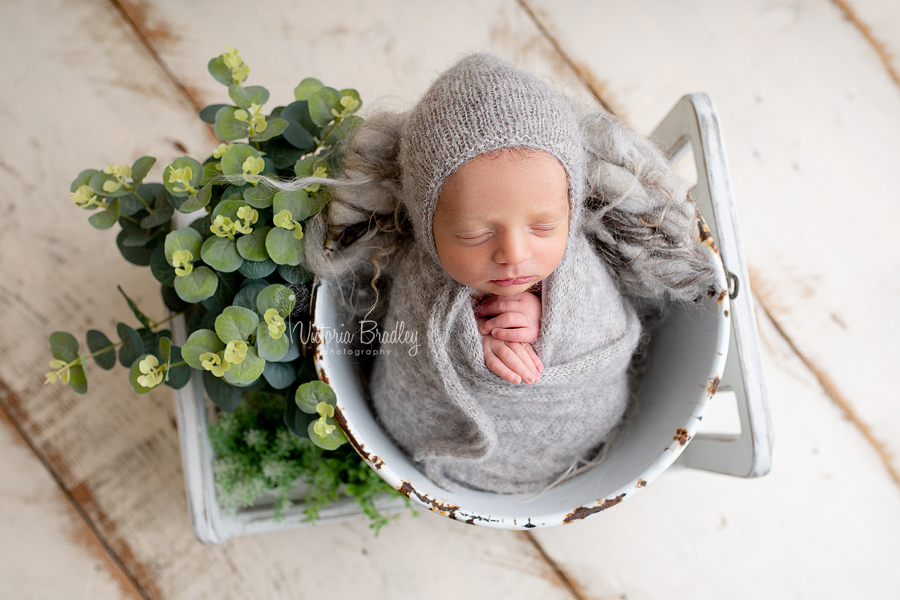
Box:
[400,53,586,264]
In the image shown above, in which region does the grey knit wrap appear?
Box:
[304,53,717,494]
[400,53,586,264]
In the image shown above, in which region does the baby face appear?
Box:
[432,150,570,296]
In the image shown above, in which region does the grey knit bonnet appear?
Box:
[400,53,586,262]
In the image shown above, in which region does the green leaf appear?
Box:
[204,369,242,412]
[280,101,318,151]
[214,106,250,142]
[263,137,308,170]
[141,188,174,228]
[250,117,288,143]
[272,189,311,221]
[201,162,220,187]
[67,363,88,395]
[257,284,296,317]
[88,171,130,198]
[182,329,224,369]
[190,214,213,240]
[229,84,269,109]
[265,227,304,266]
[239,257,277,279]
[176,183,212,214]
[131,156,156,186]
[50,331,79,362]
[174,266,218,303]
[70,169,99,193]
[150,244,176,286]
[200,103,230,123]
[277,263,313,285]
[88,197,120,230]
[222,184,246,201]
[159,336,173,380]
[208,55,233,86]
[329,114,363,146]
[285,394,313,438]
[117,286,152,329]
[128,354,159,394]
[222,346,265,386]
[308,419,347,450]
[296,355,318,383]
[256,323,289,361]
[243,185,274,209]
[338,88,362,116]
[164,345,191,389]
[201,235,243,273]
[279,331,302,363]
[115,228,157,266]
[236,226,270,261]
[163,156,203,198]
[120,227,154,247]
[161,285,188,312]
[262,360,295,389]
[307,86,341,127]
[201,271,240,314]
[86,330,116,370]
[164,227,202,266]
[215,306,260,343]
[117,323,144,368]
[294,77,323,101]
[220,143,261,185]
[211,198,249,223]
[232,281,268,315]
[295,380,336,414]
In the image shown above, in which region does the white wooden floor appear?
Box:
[2,1,899,598]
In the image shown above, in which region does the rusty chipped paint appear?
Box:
[717,289,727,303]
[317,368,331,385]
[724,309,730,317]
[636,479,647,488]
[674,428,691,446]
[331,406,385,470]
[563,494,626,523]
[697,217,719,254]
[708,375,721,396]
[398,480,461,520]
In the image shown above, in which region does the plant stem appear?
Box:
[120,214,141,225]
[150,310,186,330]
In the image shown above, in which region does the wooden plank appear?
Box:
[0,405,143,600]
[521,0,900,483]
[0,0,597,598]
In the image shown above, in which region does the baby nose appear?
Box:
[494,232,531,266]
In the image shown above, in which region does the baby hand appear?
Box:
[482,336,542,385]
[475,291,542,344]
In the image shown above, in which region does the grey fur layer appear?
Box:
[303,53,716,493]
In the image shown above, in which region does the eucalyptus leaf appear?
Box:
[238,257,277,279]
[338,88,362,116]
[189,214,213,240]
[131,156,156,186]
[308,420,346,450]
[150,244,176,286]
[256,323,289,362]
[86,330,116,370]
[329,114,363,146]
[232,281,268,314]
[307,86,341,127]
[70,169,99,192]
[249,117,288,142]
[222,184,246,200]
[295,380,336,414]
[164,227,202,265]
[214,106,250,142]
[88,171,130,198]
[182,329,225,369]
[201,271,240,313]
[88,197,120,230]
[201,162,220,186]
[272,189,310,220]
[262,360,295,389]
[128,354,158,394]
[279,330,302,363]
[117,323,144,368]
[200,103,230,123]
[263,137,308,169]
[236,226,270,261]
[204,369,242,412]
[117,286,152,329]
[265,227,304,266]
[296,355,318,383]
[164,346,191,389]
[222,346,265,386]
[159,336,173,380]
[141,188,174,228]
[243,185,274,209]
[229,84,269,109]
[50,331,79,362]
[215,305,260,343]
[277,263,314,285]
[220,143,261,185]
[285,395,313,438]
[294,77,323,101]
[163,156,203,198]
[257,284,296,317]
[67,364,88,395]
[174,266,218,303]
[176,183,212,213]
[208,55,233,86]
[116,228,155,266]
[161,285,188,312]
[120,227,154,247]
[201,235,243,273]
[280,101,318,151]
[211,198,249,222]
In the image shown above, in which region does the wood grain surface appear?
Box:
[2,0,898,598]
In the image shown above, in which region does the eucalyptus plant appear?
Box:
[46,45,366,452]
